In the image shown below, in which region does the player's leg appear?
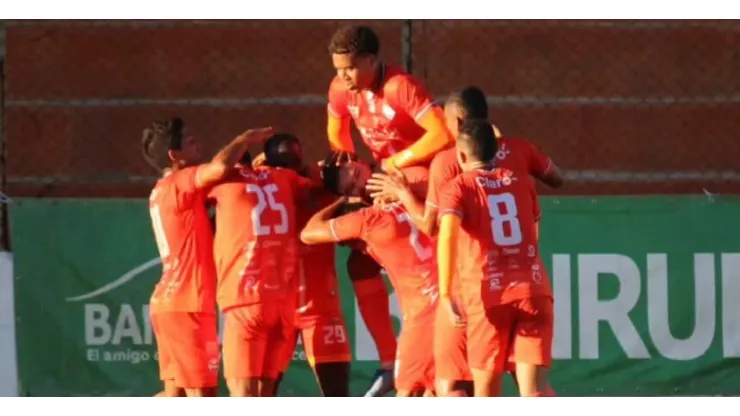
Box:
[154,312,220,397]
[222,305,269,397]
[510,296,555,397]
[150,313,185,397]
[395,311,435,397]
[466,306,512,397]
[433,301,473,397]
[302,314,352,397]
[272,327,299,396]
[347,249,397,390]
[260,301,298,397]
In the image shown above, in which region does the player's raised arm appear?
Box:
[382,78,453,171]
[366,167,433,235]
[300,196,357,244]
[195,127,274,188]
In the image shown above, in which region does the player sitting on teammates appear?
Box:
[207,136,321,397]
[324,25,454,394]
[367,86,562,396]
[437,119,555,397]
[300,156,437,397]
[142,118,273,397]
[258,134,352,397]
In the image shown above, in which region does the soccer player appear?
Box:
[142,118,273,397]
[437,120,554,397]
[261,134,352,397]
[326,25,452,393]
[366,86,562,396]
[300,159,437,397]
[208,144,320,397]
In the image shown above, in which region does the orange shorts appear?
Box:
[278,311,352,372]
[150,311,219,389]
[222,302,295,380]
[395,308,436,392]
[433,300,472,382]
[467,296,554,373]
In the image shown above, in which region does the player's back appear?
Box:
[360,202,438,319]
[442,168,546,309]
[210,166,306,310]
[148,167,216,313]
[296,189,342,318]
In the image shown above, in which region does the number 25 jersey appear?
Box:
[209,166,314,311]
[438,168,549,309]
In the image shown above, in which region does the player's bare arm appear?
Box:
[195,127,274,188]
[300,196,349,245]
[438,214,465,327]
[366,169,434,235]
[382,106,453,172]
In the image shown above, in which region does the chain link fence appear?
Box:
[2,19,739,198]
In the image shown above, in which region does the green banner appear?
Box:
[10,196,740,396]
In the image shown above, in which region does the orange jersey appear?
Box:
[296,191,342,318]
[426,137,553,220]
[438,168,549,310]
[328,63,435,162]
[209,166,315,311]
[330,202,437,320]
[148,166,217,314]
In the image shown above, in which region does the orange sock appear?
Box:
[352,277,397,365]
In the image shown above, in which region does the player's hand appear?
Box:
[241,127,274,145]
[251,152,267,168]
[441,296,466,328]
[366,165,410,202]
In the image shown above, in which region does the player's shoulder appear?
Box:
[328,75,347,95]
[430,147,458,171]
[382,64,423,92]
[499,136,536,151]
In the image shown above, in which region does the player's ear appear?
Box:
[167,149,177,164]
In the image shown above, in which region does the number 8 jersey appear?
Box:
[208,166,316,311]
[438,168,548,310]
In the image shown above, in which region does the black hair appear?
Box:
[458,118,498,163]
[328,25,380,56]
[239,151,252,166]
[446,86,488,120]
[264,133,301,168]
[141,117,185,171]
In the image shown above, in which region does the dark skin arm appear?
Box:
[300,196,348,245]
[195,127,273,188]
[366,167,437,236]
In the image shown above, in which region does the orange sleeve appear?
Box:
[386,107,453,170]
[328,209,369,242]
[327,77,355,152]
[523,139,553,178]
[437,212,461,298]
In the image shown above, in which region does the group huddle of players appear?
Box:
[141,25,565,398]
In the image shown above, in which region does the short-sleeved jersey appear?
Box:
[330,202,437,321]
[426,137,553,221]
[327,63,435,162]
[148,166,217,314]
[437,168,549,310]
[209,166,315,311]
[296,190,342,319]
